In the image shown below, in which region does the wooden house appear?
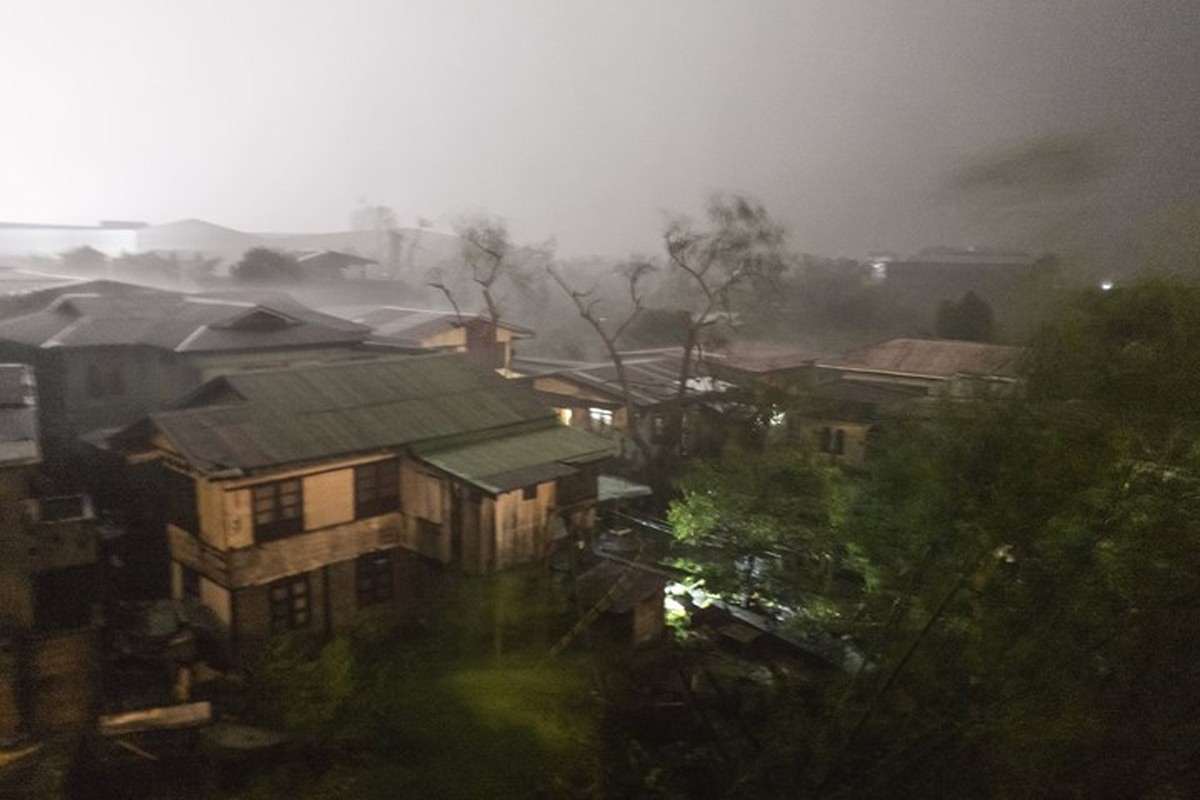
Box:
[110,354,613,658]
[515,350,737,463]
[344,306,534,374]
[0,364,102,737]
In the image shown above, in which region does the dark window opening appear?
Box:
[418,518,441,553]
[269,574,310,632]
[819,427,846,456]
[354,459,399,519]
[181,564,201,600]
[356,551,394,608]
[522,484,538,501]
[164,469,199,533]
[253,479,303,543]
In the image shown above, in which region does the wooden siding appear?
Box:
[170,513,402,589]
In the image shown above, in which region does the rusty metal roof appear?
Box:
[820,338,1025,380]
[143,354,559,472]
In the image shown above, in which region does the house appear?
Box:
[294,250,380,281]
[817,337,1026,398]
[0,281,374,470]
[783,337,1026,467]
[341,305,534,374]
[876,246,1057,328]
[0,364,101,737]
[515,350,737,463]
[110,354,613,658]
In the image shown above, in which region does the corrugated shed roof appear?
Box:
[145,354,559,471]
[545,354,733,408]
[820,338,1025,379]
[413,423,613,493]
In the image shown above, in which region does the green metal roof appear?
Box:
[143,354,559,471]
[413,423,614,493]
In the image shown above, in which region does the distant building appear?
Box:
[0,280,373,468]
[879,246,1056,325]
[342,306,535,374]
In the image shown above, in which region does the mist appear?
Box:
[2,0,1197,262]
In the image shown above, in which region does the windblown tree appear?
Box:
[232,247,302,284]
[730,278,1200,797]
[658,194,790,455]
[550,259,658,465]
[430,214,551,329]
[642,278,1200,798]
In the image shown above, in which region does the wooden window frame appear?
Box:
[164,468,199,534]
[355,551,394,608]
[253,478,303,543]
[269,573,311,632]
[354,459,400,520]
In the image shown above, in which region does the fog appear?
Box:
[2,0,1197,260]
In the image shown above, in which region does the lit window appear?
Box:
[588,407,613,431]
[253,479,303,543]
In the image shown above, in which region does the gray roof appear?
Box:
[532,352,732,409]
[820,338,1026,380]
[137,354,560,472]
[348,306,533,346]
[0,284,369,352]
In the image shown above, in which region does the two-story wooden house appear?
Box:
[111,354,613,656]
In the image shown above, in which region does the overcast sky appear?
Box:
[2,0,1197,259]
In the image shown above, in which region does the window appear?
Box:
[164,468,199,533]
[253,479,303,543]
[522,484,538,501]
[355,551,393,608]
[651,413,668,443]
[588,407,613,432]
[86,363,124,397]
[181,565,201,601]
[269,574,310,631]
[818,427,846,456]
[355,459,399,519]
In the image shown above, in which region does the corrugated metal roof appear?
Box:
[0,284,369,352]
[351,306,534,344]
[820,338,1025,379]
[413,423,613,493]
[145,354,560,471]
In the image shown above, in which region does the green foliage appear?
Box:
[668,444,848,609]
[1026,278,1200,427]
[236,573,602,799]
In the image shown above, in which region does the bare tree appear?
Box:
[660,193,789,452]
[428,214,551,371]
[550,260,657,465]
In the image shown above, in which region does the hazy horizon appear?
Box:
[3,1,1197,261]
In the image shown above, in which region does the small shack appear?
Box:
[575,556,669,646]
